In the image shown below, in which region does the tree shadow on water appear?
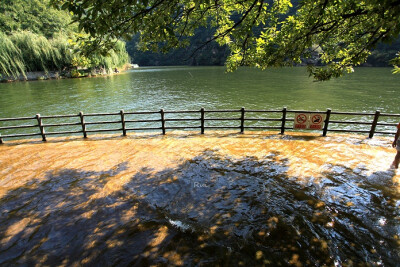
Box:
[0,151,399,266]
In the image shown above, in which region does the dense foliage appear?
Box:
[127,28,400,68]
[54,0,400,80]
[0,0,130,79]
[0,0,73,37]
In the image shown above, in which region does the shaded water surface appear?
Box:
[0,132,399,266]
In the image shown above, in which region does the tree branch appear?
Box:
[188,0,261,59]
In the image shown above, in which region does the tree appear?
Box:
[0,0,74,37]
[52,0,400,80]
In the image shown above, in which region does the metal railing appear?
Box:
[0,107,399,143]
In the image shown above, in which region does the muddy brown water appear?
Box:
[0,132,399,266]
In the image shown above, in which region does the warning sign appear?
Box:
[293,113,325,130]
[294,113,309,129]
[309,113,325,130]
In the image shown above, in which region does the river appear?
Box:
[1,66,399,117]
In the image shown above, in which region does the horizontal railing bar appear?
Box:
[0,124,38,130]
[45,131,83,135]
[204,126,240,129]
[165,126,200,129]
[164,118,200,122]
[244,126,282,129]
[204,118,240,121]
[0,116,36,122]
[287,110,326,114]
[85,121,121,125]
[0,133,41,138]
[376,122,398,126]
[328,129,370,133]
[85,128,123,133]
[125,111,159,115]
[84,112,120,117]
[245,118,282,121]
[330,111,375,116]
[245,110,282,113]
[329,120,372,125]
[41,114,79,119]
[126,127,163,131]
[379,113,400,117]
[204,110,241,113]
[163,110,199,114]
[125,119,161,123]
[374,131,397,134]
[42,122,81,127]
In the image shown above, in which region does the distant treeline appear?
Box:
[366,39,400,67]
[126,27,229,67]
[0,0,129,79]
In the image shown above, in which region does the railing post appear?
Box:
[240,107,245,133]
[120,109,126,136]
[369,110,380,138]
[79,111,87,138]
[280,107,287,134]
[36,114,46,141]
[322,108,331,137]
[160,109,166,135]
[0,134,3,144]
[200,108,205,134]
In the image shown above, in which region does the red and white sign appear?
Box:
[293,113,325,130]
[309,113,325,130]
[294,113,308,129]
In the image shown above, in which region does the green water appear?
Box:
[1,66,399,115]
[0,66,399,135]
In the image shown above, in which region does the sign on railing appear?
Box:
[294,113,308,129]
[0,108,399,143]
[293,113,325,130]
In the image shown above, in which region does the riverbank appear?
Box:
[0,64,137,83]
[0,131,399,265]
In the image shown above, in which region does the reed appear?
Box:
[0,31,130,78]
[90,41,130,73]
[10,31,66,73]
[0,32,25,78]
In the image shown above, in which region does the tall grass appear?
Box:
[50,33,73,69]
[90,41,130,73]
[0,31,130,78]
[10,31,68,73]
[0,31,70,78]
[0,32,25,78]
